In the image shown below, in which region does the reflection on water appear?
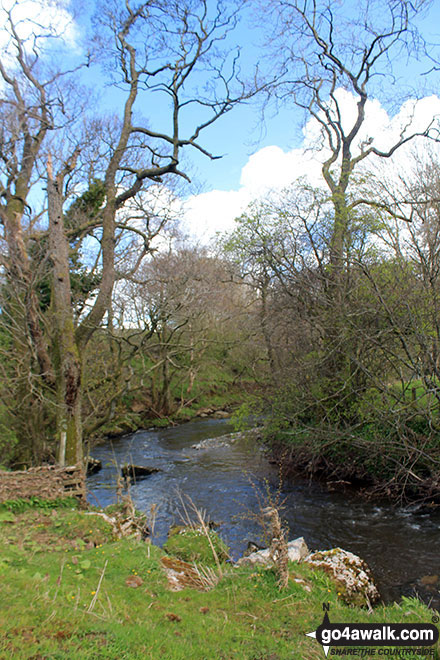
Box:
[87,419,440,607]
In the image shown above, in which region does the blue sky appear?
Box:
[73,0,440,194]
[3,0,440,239]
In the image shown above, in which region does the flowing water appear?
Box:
[87,418,440,608]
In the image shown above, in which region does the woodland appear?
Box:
[2,0,440,502]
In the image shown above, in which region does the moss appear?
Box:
[305,548,379,607]
[163,526,230,566]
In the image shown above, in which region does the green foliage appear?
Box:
[32,180,105,316]
[0,321,12,352]
[0,496,80,514]
[66,181,105,308]
[101,339,254,433]
[163,526,230,565]
[0,510,15,523]
[64,179,106,231]
[230,396,262,432]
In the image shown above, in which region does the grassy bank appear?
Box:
[0,500,438,659]
[94,369,261,439]
[265,421,440,504]
[256,380,440,504]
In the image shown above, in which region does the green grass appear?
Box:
[0,506,438,659]
[97,357,257,436]
[0,495,80,514]
[163,526,230,565]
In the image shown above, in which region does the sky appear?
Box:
[2,0,440,243]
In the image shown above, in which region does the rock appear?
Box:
[161,556,216,591]
[121,464,161,480]
[236,537,309,567]
[292,577,312,592]
[304,548,380,607]
[86,457,102,476]
[125,575,144,588]
[196,407,214,417]
[213,410,230,419]
[85,509,149,541]
[287,538,310,562]
[243,541,265,557]
[420,574,438,586]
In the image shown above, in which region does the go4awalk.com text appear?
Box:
[306,605,439,658]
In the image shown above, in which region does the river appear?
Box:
[87,418,440,608]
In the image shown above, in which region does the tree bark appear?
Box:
[47,161,83,465]
[3,196,55,384]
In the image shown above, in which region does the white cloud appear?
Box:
[182,146,324,241]
[239,145,322,192]
[182,189,251,241]
[182,91,440,242]
[0,0,78,55]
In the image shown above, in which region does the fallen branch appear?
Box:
[87,560,108,613]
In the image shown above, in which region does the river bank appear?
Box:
[89,378,259,444]
[0,499,437,659]
[87,419,440,610]
[265,429,440,507]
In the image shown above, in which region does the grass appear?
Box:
[0,504,438,659]
[97,364,257,436]
[163,526,230,566]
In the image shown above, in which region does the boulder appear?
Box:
[236,537,309,566]
[303,548,380,607]
[196,407,214,417]
[243,541,265,557]
[161,556,216,591]
[213,410,230,419]
[86,457,102,476]
[121,464,160,480]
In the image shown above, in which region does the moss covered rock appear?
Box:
[163,526,230,566]
[304,548,380,607]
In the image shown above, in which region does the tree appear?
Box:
[221,172,440,499]
[0,0,89,464]
[114,245,259,419]
[222,184,339,385]
[0,0,252,466]
[248,0,440,420]
[260,0,437,279]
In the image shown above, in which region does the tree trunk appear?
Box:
[3,196,55,384]
[161,356,173,415]
[47,161,83,465]
[260,276,277,380]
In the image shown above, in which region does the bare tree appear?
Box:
[0,0,255,466]
[113,245,257,419]
[260,0,437,277]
